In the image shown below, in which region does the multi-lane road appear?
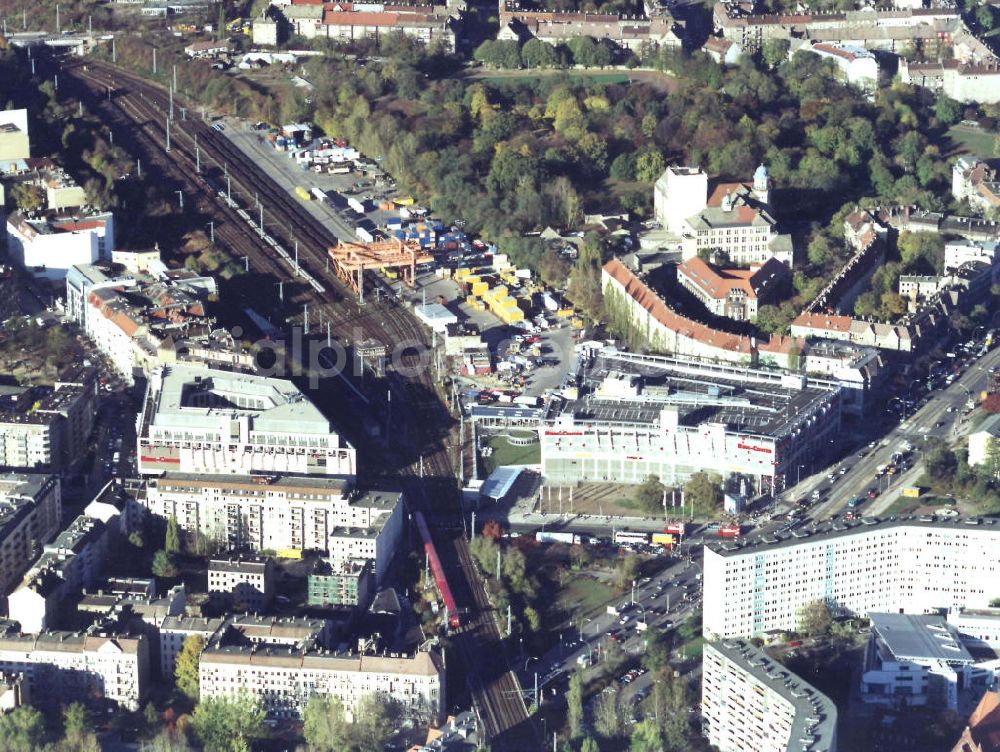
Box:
[795,345,1000,520]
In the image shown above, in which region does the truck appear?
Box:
[329,165,351,175]
[535,531,580,545]
[902,486,924,498]
[310,187,327,202]
[347,197,367,215]
[651,532,675,546]
[514,395,540,408]
[718,524,741,539]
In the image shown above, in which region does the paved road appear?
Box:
[788,345,1000,521]
[518,555,703,703]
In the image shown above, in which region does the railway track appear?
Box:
[61,56,536,749]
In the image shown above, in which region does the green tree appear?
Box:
[642,627,671,673]
[797,599,833,636]
[762,39,790,69]
[0,706,47,752]
[634,150,666,182]
[175,634,205,700]
[806,234,833,266]
[521,39,558,68]
[633,475,666,515]
[610,152,637,181]
[62,702,90,744]
[191,692,266,752]
[615,554,641,590]
[925,437,958,480]
[787,341,800,372]
[593,689,622,739]
[502,546,528,591]
[9,183,45,213]
[152,549,178,578]
[581,738,600,752]
[682,472,722,517]
[303,695,348,751]
[352,694,403,751]
[165,515,182,556]
[978,3,997,30]
[567,671,584,739]
[629,719,664,752]
[145,730,193,752]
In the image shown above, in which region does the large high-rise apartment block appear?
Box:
[704,516,1000,639]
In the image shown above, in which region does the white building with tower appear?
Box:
[652,165,791,267]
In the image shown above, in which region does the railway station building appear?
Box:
[703,516,1000,639]
[137,365,356,477]
[539,350,842,495]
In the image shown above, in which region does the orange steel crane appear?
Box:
[328,238,434,295]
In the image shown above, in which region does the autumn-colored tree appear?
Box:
[482,520,503,540]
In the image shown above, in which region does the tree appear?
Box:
[129,531,145,549]
[934,95,962,126]
[303,695,348,751]
[567,671,584,739]
[610,152,637,181]
[924,437,958,480]
[165,515,182,556]
[633,475,666,515]
[62,702,90,744]
[978,3,997,31]
[581,738,600,752]
[593,689,622,739]
[352,694,403,752]
[9,183,44,213]
[642,627,671,673]
[190,692,266,752]
[615,554,641,590]
[521,39,558,68]
[502,546,528,591]
[682,472,722,517]
[990,598,1000,607]
[144,730,193,752]
[798,599,833,636]
[175,634,205,700]
[152,549,179,578]
[629,719,664,752]
[787,341,800,372]
[0,706,47,752]
[481,520,503,540]
[635,150,666,182]
[762,39,790,69]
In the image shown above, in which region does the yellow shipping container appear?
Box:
[465,275,480,285]
[294,186,311,201]
[455,269,471,280]
[276,548,303,559]
[651,533,675,545]
[556,308,575,318]
[571,317,584,329]
[466,294,478,305]
[471,282,489,296]
[395,196,415,206]
[902,486,924,498]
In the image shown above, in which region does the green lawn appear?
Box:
[483,435,540,474]
[555,576,618,620]
[947,125,997,157]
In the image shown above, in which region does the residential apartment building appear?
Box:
[702,639,838,752]
[158,616,224,678]
[0,474,60,598]
[714,0,962,56]
[952,156,1000,213]
[137,365,356,477]
[902,59,1000,106]
[9,511,116,633]
[804,42,878,90]
[308,558,374,608]
[946,239,999,273]
[277,2,457,49]
[603,258,802,366]
[139,475,401,582]
[0,378,98,471]
[498,5,681,51]
[790,312,915,352]
[5,212,115,281]
[968,414,1000,468]
[0,110,30,161]
[677,256,787,322]
[0,625,150,710]
[207,556,275,612]
[199,642,444,723]
[703,516,1000,639]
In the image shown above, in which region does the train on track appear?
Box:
[414,510,461,629]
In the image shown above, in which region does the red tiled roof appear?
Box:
[603,259,753,354]
[678,256,786,301]
[50,219,105,232]
[791,311,852,332]
[812,43,857,61]
[707,182,751,207]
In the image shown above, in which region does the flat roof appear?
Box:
[560,351,837,439]
[870,612,973,663]
[706,514,1000,558]
[147,365,333,435]
[708,639,838,752]
[480,467,522,501]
